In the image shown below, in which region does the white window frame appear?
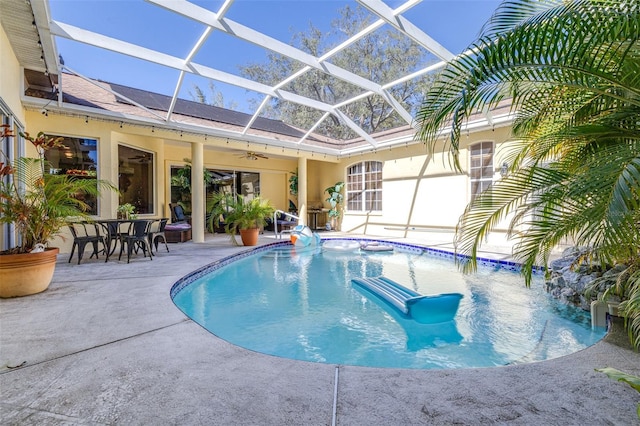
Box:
[1,101,24,250]
[346,160,383,213]
[469,141,494,201]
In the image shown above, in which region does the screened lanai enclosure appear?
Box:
[2,0,503,157]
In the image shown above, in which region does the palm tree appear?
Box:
[415,0,640,347]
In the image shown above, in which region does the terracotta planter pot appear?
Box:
[239,228,259,246]
[0,247,59,298]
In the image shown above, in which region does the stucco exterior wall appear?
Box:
[0,26,25,123]
[339,126,514,240]
[5,51,518,254]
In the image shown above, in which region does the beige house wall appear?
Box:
[0,26,25,124]
[21,113,300,252]
[10,104,518,253]
[2,37,518,253]
[339,126,513,241]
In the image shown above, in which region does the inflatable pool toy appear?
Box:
[290,225,320,247]
[360,242,394,252]
[323,239,360,252]
[351,276,463,324]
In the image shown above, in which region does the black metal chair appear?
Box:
[118,220,153,263]
[67,222,106,264]
[148,218,169,254]
[100,220,129,261]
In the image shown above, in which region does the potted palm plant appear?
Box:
[207,191,274,246]
[324,181,344,230]
[0,125,116,297]
[116,203,137,219]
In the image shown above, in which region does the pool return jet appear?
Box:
[351,276,463,324]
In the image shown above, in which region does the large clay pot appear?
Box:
[0,248,59,298]
[239,228,259,246]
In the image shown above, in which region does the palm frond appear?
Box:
[416,0,640,163]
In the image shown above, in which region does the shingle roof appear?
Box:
[107,82,312,140]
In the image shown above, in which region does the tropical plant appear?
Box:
[207,191,274,245]
[414,0,640,346]
[596,367,640,419]
[0,125,116,254]
[170,158,214,213]
[116,203,137,220]
[324,181,345,219]
[289,169,298,196]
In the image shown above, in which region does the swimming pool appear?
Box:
[171,239,605,369]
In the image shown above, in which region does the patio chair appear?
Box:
[100,220,130,260]
[148,218,169,254]
[170,203,189,223]
[67,222,106,264]
[118,219,153,263]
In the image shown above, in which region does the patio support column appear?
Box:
[191,142,205,243]
[298,156,307,226]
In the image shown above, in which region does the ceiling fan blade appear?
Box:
[247,151,268,159]
[238,151,268,160]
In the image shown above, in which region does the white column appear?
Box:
[297,157,307,226]
[191,142,205,243]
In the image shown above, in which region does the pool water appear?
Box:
[172,241,605,369]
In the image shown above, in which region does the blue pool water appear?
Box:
[172,240,605,369]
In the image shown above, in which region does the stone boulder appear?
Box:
[544,247,619,310]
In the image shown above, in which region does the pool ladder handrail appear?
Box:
[273,210,299,239]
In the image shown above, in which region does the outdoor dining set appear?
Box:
[66,218,170,264]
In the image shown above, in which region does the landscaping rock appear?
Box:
[544,247,617,311]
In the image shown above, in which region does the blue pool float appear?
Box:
[351,276,463,324]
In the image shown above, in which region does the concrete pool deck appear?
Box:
[1,232,639,425]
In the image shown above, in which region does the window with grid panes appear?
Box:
[346,161,382,212]
[469,142,494,200]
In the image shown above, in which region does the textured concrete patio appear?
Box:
[1,232,638,425]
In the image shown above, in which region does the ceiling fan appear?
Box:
[128,153,152,163]
[238,151,268,161]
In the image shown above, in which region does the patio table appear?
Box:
[93,219,155,262]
